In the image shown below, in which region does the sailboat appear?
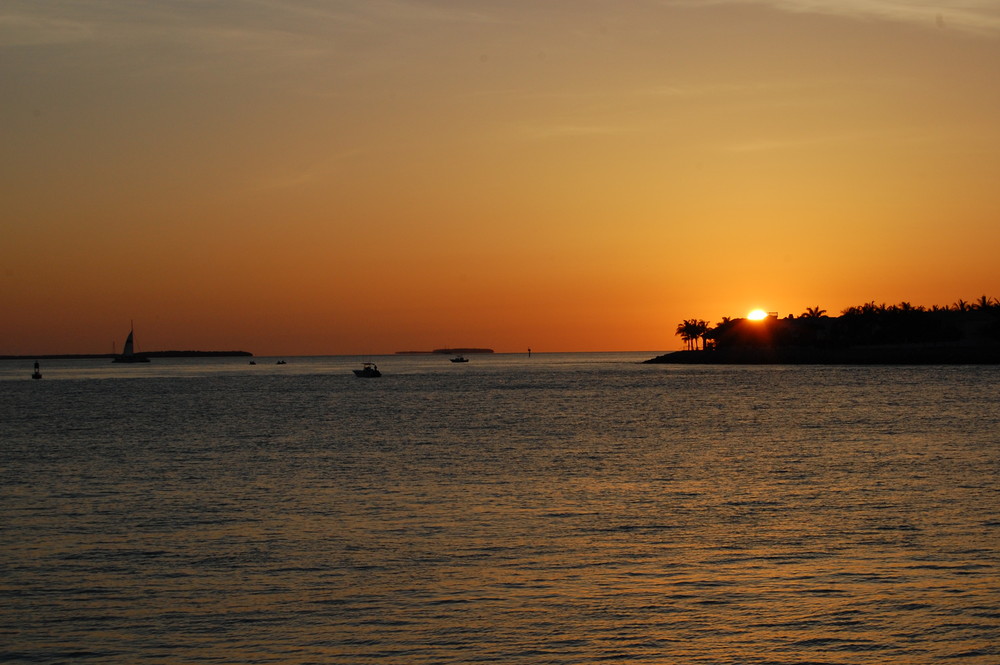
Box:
[112,324,150,363]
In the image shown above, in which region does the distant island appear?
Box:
[647,297,1000,365]
[396,348,494,355]
[1,350,253,360]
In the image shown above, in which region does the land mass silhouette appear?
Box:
[395,348,495,355]
[1,350,254,360]
[647,297,1000,365]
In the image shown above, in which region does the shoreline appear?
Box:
[395,348,495,355]
[644,345,1000,365]
[0,350,254,360]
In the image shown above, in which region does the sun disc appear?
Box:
[747,309,768,320]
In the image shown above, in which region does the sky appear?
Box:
[2,0,999,356]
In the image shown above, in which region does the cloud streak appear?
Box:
[663,0,1000,36]
[0,0,505,48]
[0,11,94,46]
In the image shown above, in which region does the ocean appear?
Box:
[1,353,998,664]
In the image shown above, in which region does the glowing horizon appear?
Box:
[2,1,998,356]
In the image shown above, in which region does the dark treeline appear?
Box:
[674,296,1000,353]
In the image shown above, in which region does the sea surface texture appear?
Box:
[1,354,998,664]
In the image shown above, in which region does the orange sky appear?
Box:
[2,1,999,356]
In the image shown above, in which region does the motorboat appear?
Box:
[353,362,381,377]
[450,356,469,363]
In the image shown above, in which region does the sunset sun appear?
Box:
[747,309,769,321]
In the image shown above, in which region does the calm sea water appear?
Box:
[1,353,998,664]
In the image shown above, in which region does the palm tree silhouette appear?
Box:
[675,321,694,350]
[974,295,997,310]
[675,319,709,350]
[692,319,709,350]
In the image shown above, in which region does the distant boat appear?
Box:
[450,356,469,363]
[276,360,287,365]
[31,361,42,380]
[353,362,381,378]
[111,326,150,363]
[249,360,256,365]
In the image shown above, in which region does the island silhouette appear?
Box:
[1,350,253,361]
[395,348,494,355]
[648,296,1000,364]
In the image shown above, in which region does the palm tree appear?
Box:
[974,295,997,310]
[675,319,710,350]
[692,319,709,350]
[895,301,924,312]
[801,306,826,318]
[676,321,696,350]
[859,301,883,315]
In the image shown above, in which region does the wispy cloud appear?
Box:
[662,0,1000,36]
[253,147,369,192]
[5,0,997,55]
[717,122,984,153]
[0,11,94,46]
[0,0,502,52]
[520,123,640,141]
[722,132,869,153]
[335,0,506,26]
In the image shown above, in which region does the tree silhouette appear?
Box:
[974,295,997,310]
[801,306,826,318]
[673,297,999,354]
[692,319,709,350]
[675,321,695,350]
[675,319,709,350]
